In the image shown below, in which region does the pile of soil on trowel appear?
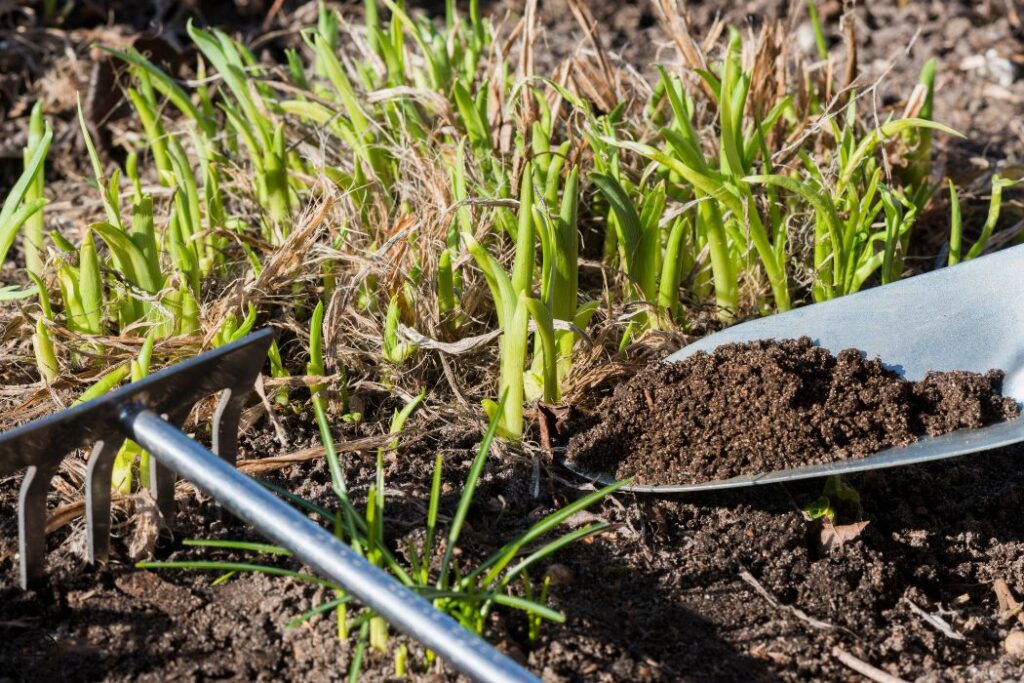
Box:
[567,337,1020,485]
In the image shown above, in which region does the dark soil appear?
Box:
[567,337,1020,485]
[4,420,1024,681]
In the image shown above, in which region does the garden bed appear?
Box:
[1,0,1024,682]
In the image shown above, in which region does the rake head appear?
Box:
[0,328,537,682]
[0,328,274,588]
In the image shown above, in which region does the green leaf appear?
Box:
[101,46,210,135]
[501,522,610,587]
[0,284,39,301]
[841,118,963,193]
[0,198,47,266]
[78,230,104,335]
[187,21,270,146]
[33,318,58,382]
[464,232,516,328]
[524,297,558,403]
[745,173,843,286]
[947,180,962,267]
[383,294,415,364]
[91,221,161,294]
[469,478,631,588]
[0,122,52,264]
[183,539,292,555]
[636,181,666,301]
[421,453,443,585]
[438,394,505,589]
[592,173,642,274]
[490,593,564,623]
[453,81,490,151]
[138,560,335,588]
[22,101,47,277]
[965,175,1018,261]
[73,365,131,406]
[125,87,172,178]
[511,165,536,297]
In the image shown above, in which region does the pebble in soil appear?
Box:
[567,337,1020,486]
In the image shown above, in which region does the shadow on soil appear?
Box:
[0,581,184,682]
[535,541,778,682]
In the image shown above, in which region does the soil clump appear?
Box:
[568,337,1020,485]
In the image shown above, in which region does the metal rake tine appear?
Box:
[212,385,249,466]
[0,329,276,584]
[18,464,57,589]
[148,405,192,529]
[85,437,127,565]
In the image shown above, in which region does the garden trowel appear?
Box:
[563,244,1024,493]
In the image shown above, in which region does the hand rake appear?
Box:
[0,328,537,683]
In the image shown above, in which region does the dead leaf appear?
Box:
[537,402,573,456]
[398,324,501,355]
[643,500,671,543]
[819,520,869,553]
[128,489,165,561]
[563,510,605,529]
[115,570,160,599]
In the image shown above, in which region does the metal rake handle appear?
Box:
[0,329,536,683]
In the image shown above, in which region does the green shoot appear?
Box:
[948,180,962,267]
[22,102,48,277]
[1,116,52,267]
[308,300,347,499]
[111,333,157,493]
[964,176,1018,261]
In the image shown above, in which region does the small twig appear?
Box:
[566,0,619,100]
[253,375,289,448]
[0,620,35,629]
[993,578,1024,623]
[46,495,125,534]
[237,431,423,476]
[262,0,286,31]
[438,354,471,409]
[903,598,965,640]
[261,373,344,390]
[841,0,858,94]
[643,388,655,411]
[739,570,839,631]
[832,647,908,683]
[982,218,1024,255]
